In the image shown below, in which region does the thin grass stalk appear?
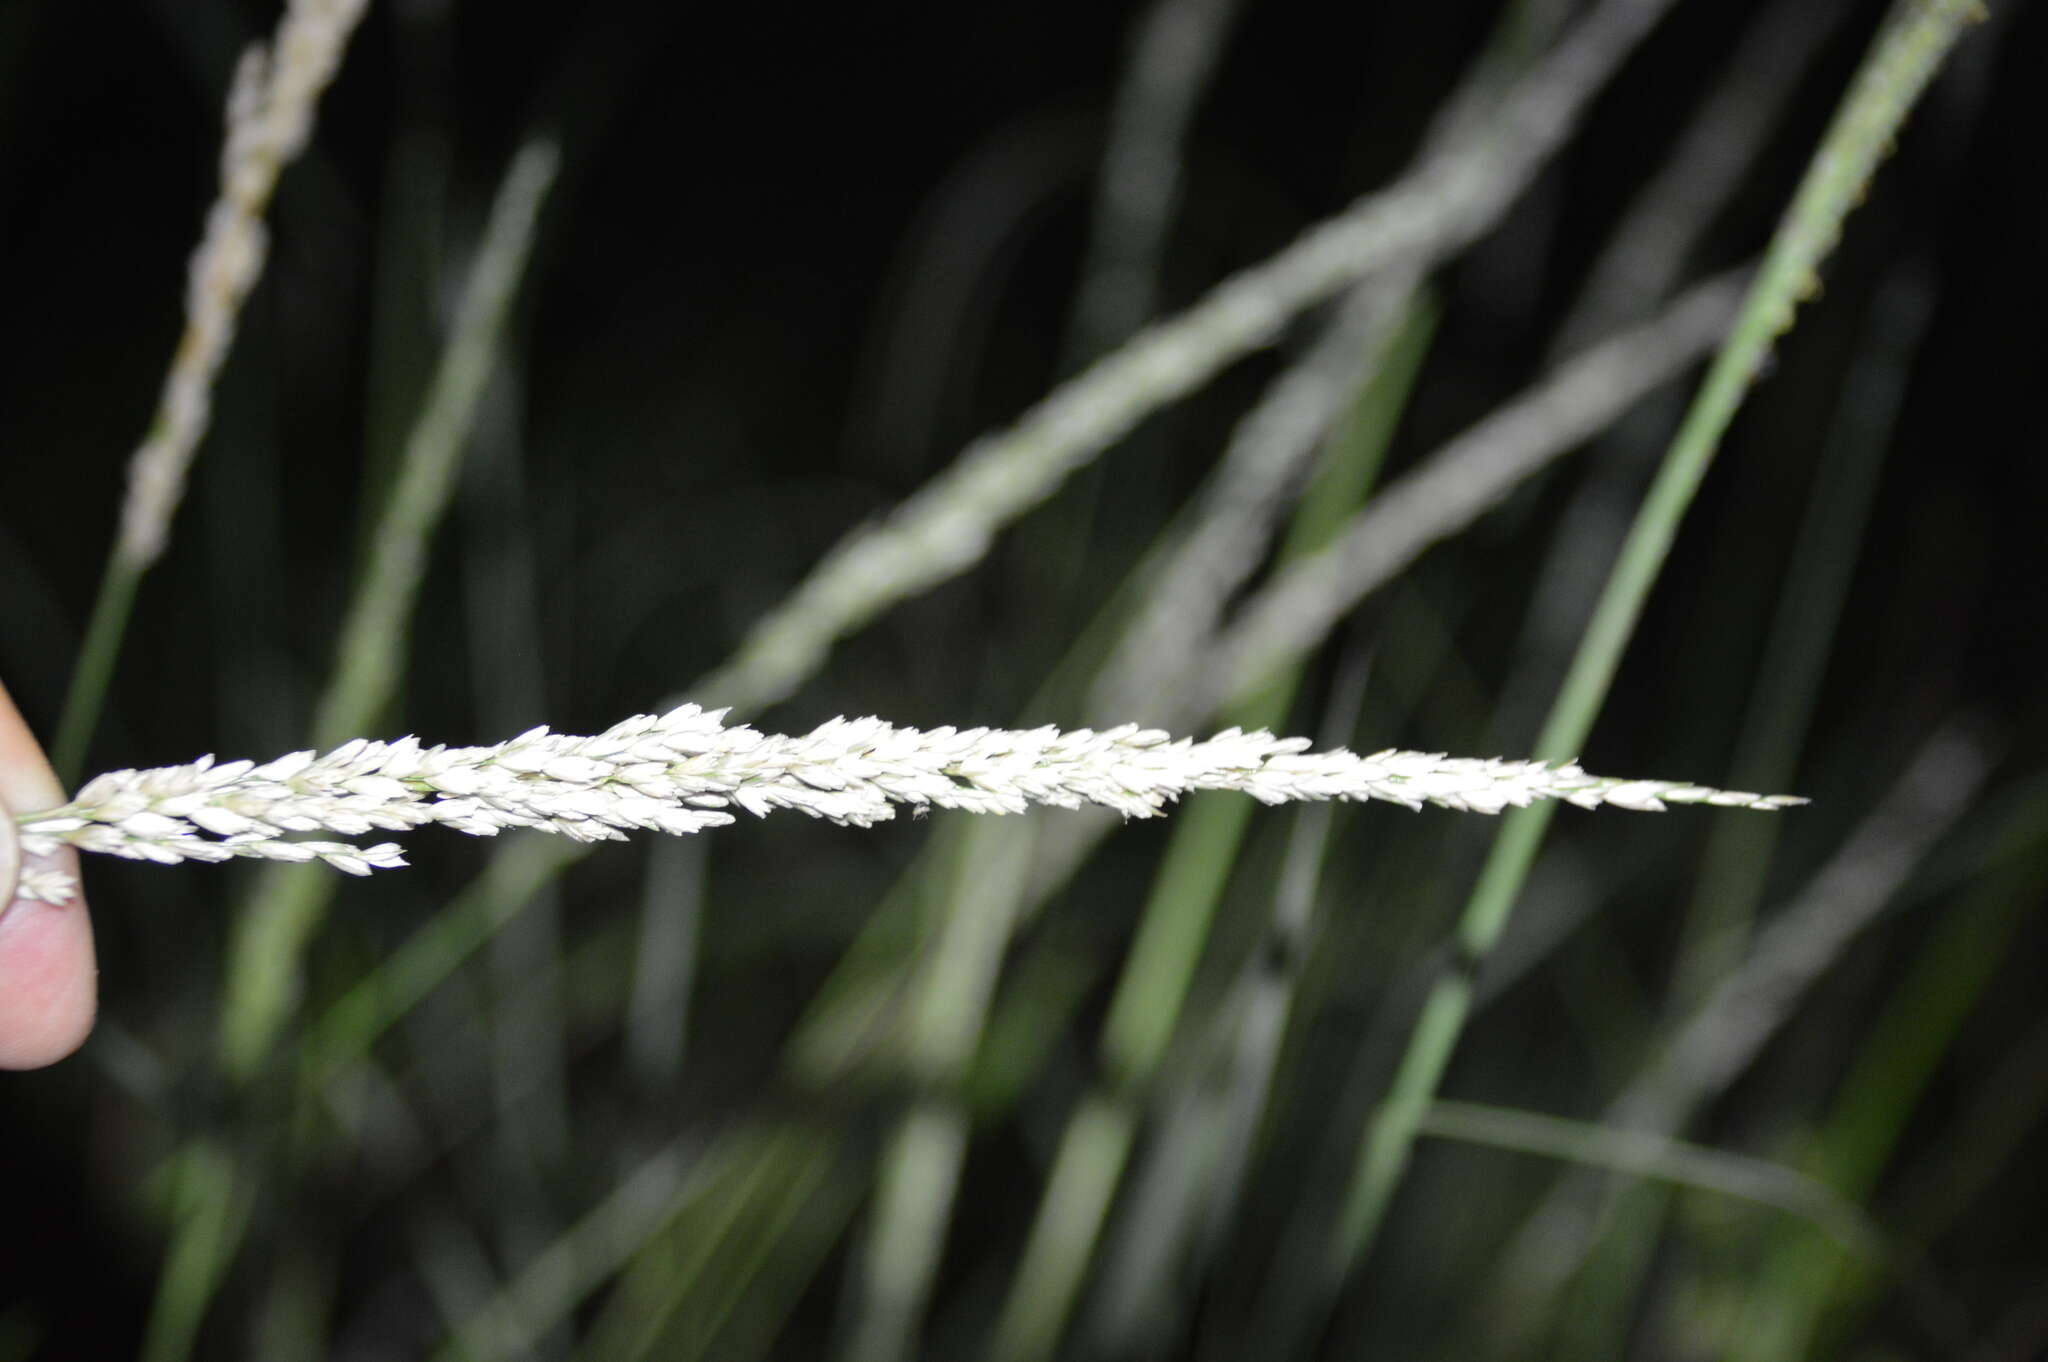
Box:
[304,834,580,1081]
[778,540,1166,1088]
[783,518,1167,1092]
[625,835,706,1087]
[55,0,372,783]
[1549,0,1854,357]
[660,1155,848,1362]
[410,1205,509,1351]
[248,1237,339,1362]
[1102,297,1425,1085]
[694,0,1686,713]
[218,139,560,1078]
[1492,0,1856,749]
[1677,271,1934,993]
[1510,265,1936,1358]
[839,291,1418,1362]
[1123,248,1734,1323]
[1323,0,1988,1291]
[810,580,1213,1356]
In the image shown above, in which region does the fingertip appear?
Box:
[0,681,98,1068]
[0,842,97,1069]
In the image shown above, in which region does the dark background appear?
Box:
[0,0,2044,1358]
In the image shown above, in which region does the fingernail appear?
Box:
[0,750,65,820]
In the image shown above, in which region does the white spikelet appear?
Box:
[13,706,1804,901]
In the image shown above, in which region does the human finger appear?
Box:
[0,678,96,1069]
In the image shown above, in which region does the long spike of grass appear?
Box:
[1323,0,1988,1295]
[54,0,372,784]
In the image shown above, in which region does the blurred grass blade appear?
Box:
[576,1129,845,1362]
[433,1138,703,1362]
[1550,0,1854,357]
[1090,274,1417,722]
[1491,723,1988,1329]
[1069,0,1244,354]
[1417,1099,1889,1262]
[1502,265,1939,1357]
[1325,0,1987,1296]
[1199,270,1743,715]
[1088,644,1372,1355]
[219,139,561,1079]
[140,1142,249,1362]
[981,296,1432,1362]
[626,835,707,1088]
[1673,269,1937,1002]
[305,834,582,1083]
[843,818,1038,1362]
[1727,821,2048,1362]
[695,0,1688,713]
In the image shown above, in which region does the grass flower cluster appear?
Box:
[118,0,371,571]
[14,703,1800,903]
